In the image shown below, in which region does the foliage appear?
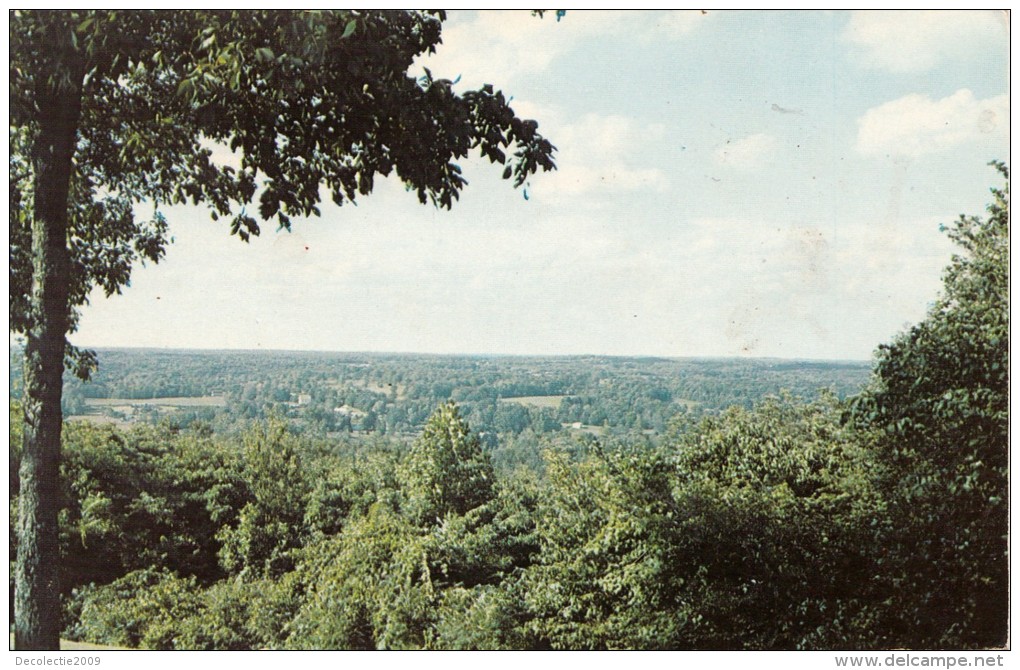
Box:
[56,422,247,592]
[45,349,872,445]
[67,569,303,650]
[524,443,686,649]
[285,403,538,649]
[26,10,1006,655]
[173,580,260,650]
[286,505,436,649]
[399,401,495,525]
[217,420,310,579]
[303,450,402,538]
[431,581,537,650]
[67,568,202,649]
[173,575,303,650]
[521,393,883,650]
[667,394,884,649]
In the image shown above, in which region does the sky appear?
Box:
[68,10,1010,361]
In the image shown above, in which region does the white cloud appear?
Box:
[559,113,663,157]
[411,11,701,200]
[842,10,1007,73]
[571,10,713,42]
[855,89,1009,158]
[673,213,956,357]
[543,165,668,197]
[531,112,669,198]
[418,11,561,90]
[71,11,994,361]
[417,10,713,90]
[713,133,777,169]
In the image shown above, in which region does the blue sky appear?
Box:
[70,10,1010,360]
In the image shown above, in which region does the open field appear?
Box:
[65,414,134,429]
[358,381,406,398]
[563,422,606,436]
[498,395,568,409]
[85,396,227,408]
[327,379,407,399]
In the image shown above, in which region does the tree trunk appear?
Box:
[15,61,83,651]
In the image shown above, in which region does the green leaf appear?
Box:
[342,19,357,39]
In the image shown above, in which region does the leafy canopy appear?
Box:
[400,401,495,524]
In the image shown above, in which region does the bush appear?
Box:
[67,568,201,649]
[173,575,303,650]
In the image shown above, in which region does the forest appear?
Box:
[7,165,1009,650]
[13,348,872,473]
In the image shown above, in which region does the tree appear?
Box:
[400,402,495,525]
[10,10,555,648]
[217,421,309,580]
[67,568,203,649]
[524,444,682,649]
[523,394,881,650]
[287,506,435,650]
[849,163,1009,648]
[666,394,883,649]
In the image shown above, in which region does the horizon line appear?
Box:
[10,340,874,366]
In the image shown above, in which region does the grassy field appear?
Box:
[563,423,607,436]
[498,395,568,409]
[65,414,134,429]
[85,396,227,407]
[66,396,227,429]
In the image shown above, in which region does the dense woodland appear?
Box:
[12,347,872,474]
[6,167,1009,650]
